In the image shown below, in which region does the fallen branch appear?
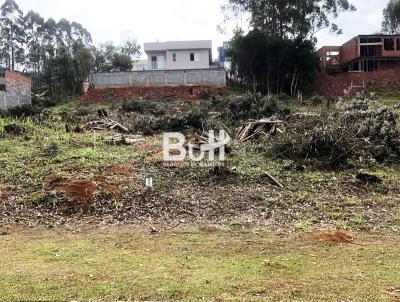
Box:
[262,172,284,188]
[104,134,144,145]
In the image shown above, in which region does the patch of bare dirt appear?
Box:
[107,164,134,175]
[44,175,97,205]
[303,230,354,243]
[198,225,220,234]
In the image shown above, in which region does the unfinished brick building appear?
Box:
[318,35,400,73]
[315,35,400,98]
[0,69,32,110]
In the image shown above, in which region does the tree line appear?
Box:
[0,0,140,96]
[2,0,400,98]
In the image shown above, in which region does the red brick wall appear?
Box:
[313,68,400,99]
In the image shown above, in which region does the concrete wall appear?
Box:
[93,69,226,89]
[0,92,31,109]
[0,71,31,110]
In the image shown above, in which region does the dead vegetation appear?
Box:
[269,97,400,167]
[236,118,284,142]
[82,118,129,133]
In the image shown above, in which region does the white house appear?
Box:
[143,40,213,70]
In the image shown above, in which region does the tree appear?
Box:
[43,42,95,96]
[120,38,141,57]
[0,0,26,70]
[382,0,400,34]
[112,54,132,72]
[24,10,45,77]
[228,29,320,95]
[0,0,139,96]
[94,40,141,72]
[224,0,356,39]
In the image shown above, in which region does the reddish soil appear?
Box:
[304,230,354,243]
[44,174,97,205]
[107,163,134,175]
[43,164,137,207]
[81,86,229,102]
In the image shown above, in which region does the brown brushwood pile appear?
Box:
[271,98,400,166]
[83,118,129,133]
[236,118,285,142]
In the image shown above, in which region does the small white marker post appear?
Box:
[145,176,153,191]
[93,130,96,149]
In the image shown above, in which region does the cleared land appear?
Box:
[1,92,400,301]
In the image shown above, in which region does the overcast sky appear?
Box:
[13,0,389,58]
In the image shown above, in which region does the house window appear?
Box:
[190,53,200,62]
[173,53,176,62]
[384,38,395,51]
[151,56,157,69]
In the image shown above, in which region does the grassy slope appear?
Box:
[1,226,400,301]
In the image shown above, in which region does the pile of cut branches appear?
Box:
[271,98,400,166]
[236,118,285,142]
[83,118,129,133]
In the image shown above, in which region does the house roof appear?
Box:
[144,40,212,52]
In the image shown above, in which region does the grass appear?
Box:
[0,227,400,301]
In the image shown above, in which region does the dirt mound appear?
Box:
[304,230,354,243]
[44,175,97,205]
[43,165,135,209]
[81,86,228,102]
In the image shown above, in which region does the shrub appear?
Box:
[308,95,326,106]
[7,104,42,118]
[212,93,287,126]
[131,112,205,134]
[122,100,153,113]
